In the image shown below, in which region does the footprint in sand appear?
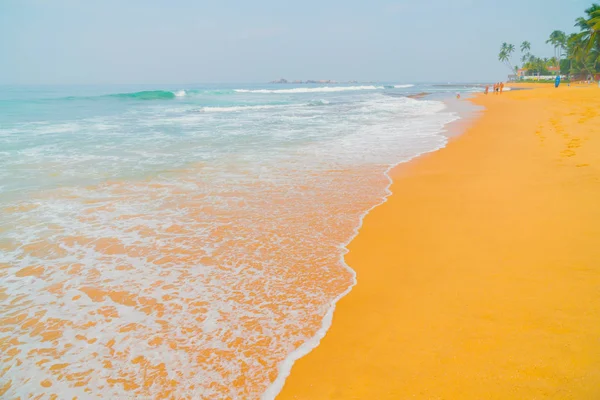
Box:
[561,149,576,157]
[576,107,596,124]
[534,126,546,142]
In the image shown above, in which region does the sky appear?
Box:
[0,0,593,84]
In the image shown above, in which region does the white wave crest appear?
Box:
[394,84,415,88]
[200,104,287,113]
[174,90,187,97]
[234,86,384,94]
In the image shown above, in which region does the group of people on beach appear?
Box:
[484,82,504,95]
[456,81,505,100]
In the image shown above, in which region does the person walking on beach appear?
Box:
[493,83,498,94]
[500,82,505,93]
[485,85,489,95]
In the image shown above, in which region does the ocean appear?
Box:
[0,83,481,399]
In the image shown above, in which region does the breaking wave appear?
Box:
[56,86,416,102]
[109,90,178,100]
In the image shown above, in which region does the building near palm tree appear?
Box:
[518,66,560,77]
[547,66,561,74]
[515,66,562,81]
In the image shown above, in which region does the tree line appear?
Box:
[498,4,600,80]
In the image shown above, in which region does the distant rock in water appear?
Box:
[270,78,289,84]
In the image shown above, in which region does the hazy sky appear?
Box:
[0,0,592,84]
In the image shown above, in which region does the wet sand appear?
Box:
[278,84,600,399]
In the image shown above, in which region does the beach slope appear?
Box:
[278,85,600,399]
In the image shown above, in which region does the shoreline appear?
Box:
[276,84,600,399]
[439,94,484,138]
[262,94,470,399]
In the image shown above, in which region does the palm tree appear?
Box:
[574,4,600,80]
[558,33,568,58]
[547,30,567,60]
[565,33,579,76]
[520,53,531,76]
[506,43,516,56]
[570,32,596,78]
[515,41,532,77]
[499,42,508,60]
[575,4,600,44]
[568,33,585,74]
[499,43,516,73]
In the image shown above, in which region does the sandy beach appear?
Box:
[278,84,600,399]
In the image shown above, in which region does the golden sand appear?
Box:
[278,84,600,399]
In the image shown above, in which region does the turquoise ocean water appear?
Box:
[0,83,484,198]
